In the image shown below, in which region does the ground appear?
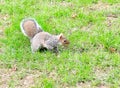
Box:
[0,0,120,88]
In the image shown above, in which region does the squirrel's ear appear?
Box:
[58,33,63,40]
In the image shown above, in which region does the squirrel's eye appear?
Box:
[64,40,67,43]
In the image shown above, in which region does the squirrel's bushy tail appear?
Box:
[20,18,43,39]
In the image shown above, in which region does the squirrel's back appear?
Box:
[20,18,43,39]
[31,32,70,51]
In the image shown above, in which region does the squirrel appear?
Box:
[20,18,70,53]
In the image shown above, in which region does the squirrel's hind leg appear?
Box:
[31,43,42,53]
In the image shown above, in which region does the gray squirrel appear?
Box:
[20,18,70,53]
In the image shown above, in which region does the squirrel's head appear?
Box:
[58,33,70,47]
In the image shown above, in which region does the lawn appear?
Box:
[0,0,120,88]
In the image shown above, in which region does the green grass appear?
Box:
[0,0,120,88]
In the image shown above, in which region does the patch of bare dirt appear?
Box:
[76,82,91,88]
[48,70,58,80]
[93,67,111,88]
[0,67,42,88]
[98,85,109,88]
[106,14,118,27]
[75,67,111,88]
[88,1,120,29]
[50,1,73,7]
[89,1,111,11]
[0,68,15,88]
[0,0,5,5]
[59,1,73,7]
[89,1,120,11]
[94,67,109,81]
[0,14,11,31]
[76,81,109,88]
[19,74,37,88]
[16,70,41,88]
